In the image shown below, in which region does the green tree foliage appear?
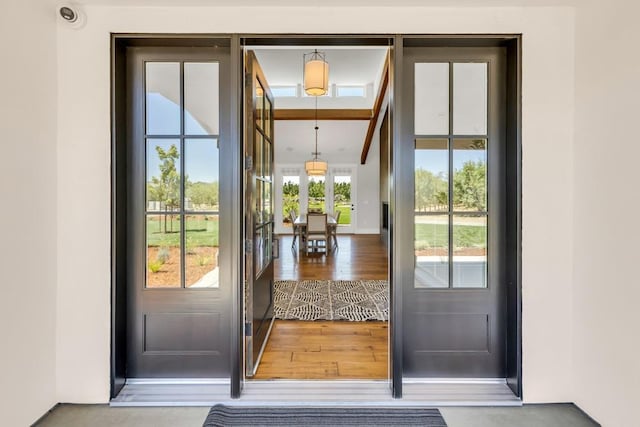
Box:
[414,169,448,211]
[453,161,486,211]
[282,180,299,221]
[308,179,325,211]
[187,181,219,209]
[148,144,180,232]
[333,182,351,204]
[414,160,486,212]
[283,181,299,197]
[308,179,325,199]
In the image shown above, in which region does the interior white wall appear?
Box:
[56,5,575,404]
[356,130,380,234]
[274,120,380,234]
[0,1,58,425]
[572,1,640,426]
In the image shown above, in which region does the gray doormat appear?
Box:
[274,280,389,321]
[203,405,447,426]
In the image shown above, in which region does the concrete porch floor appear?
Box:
[35,403,599,426]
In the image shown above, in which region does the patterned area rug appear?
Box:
[274,280,389,321]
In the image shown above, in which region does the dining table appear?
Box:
[293,214,337,252]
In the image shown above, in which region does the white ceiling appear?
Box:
[256,47,386,164]
[252,47,388,110]
[275,120,370,164]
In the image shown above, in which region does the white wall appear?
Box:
[56,5,576,404]
[356,130,380,234]
[274,120,380,234]
[0,1,58,425]
[572,1,640,425]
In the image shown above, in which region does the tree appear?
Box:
[414,169,447,212]
[282,180,299,220]
[148,144,180,233]
[333,182,351,205]
[187,181,219,210]
[453,160,486,211]
[308,179,325,211]
[308,180,325,198]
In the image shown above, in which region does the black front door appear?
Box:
[244,50,276,376]
[126,46,232,377]
[401,46,507,377]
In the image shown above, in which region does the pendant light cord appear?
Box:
[314,95,319,160]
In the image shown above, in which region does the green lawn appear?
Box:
[147,214,482,250]
[415,222,485,250]
[334,204,351,225]
[147,215,219,247]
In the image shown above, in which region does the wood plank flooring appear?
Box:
[258,235,389,380]
[275,234,388,281]
[254,320,388,380]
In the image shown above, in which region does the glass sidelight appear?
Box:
[414,62,488,289]
[144,61,220,288]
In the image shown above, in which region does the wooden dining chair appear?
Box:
[304,213,329,254]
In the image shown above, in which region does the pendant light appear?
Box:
[303,50,329,96]
[305,96,328,176]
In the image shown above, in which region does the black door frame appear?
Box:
[110,33,522,401]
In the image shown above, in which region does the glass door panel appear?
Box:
[452,214,487,288]
[145,62,180,135]
[146,214,182,288]
[413,67,489,290]
[333,176,351,226]
[414,63,449,135]
[184,138,219,288]
[453,63,488,135]
[414,214,449,288]
[281,175,300,227]
[308,175,325,213]
[453,138,487,212]
[184,62,220,135]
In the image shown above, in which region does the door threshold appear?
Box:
[111,379,521,407]
[126,378,230,385]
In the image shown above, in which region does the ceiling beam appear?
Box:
[360,55,389,165]
[274,109,372,121]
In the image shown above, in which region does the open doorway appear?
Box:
[245,45,391,381]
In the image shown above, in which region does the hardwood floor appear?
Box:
[254,320,388,380]
[255,235,390,380]
[275,234,388,281]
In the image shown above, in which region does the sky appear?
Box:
[146,93,219,183]
[146,92,485,184]
[415,147,486,177]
